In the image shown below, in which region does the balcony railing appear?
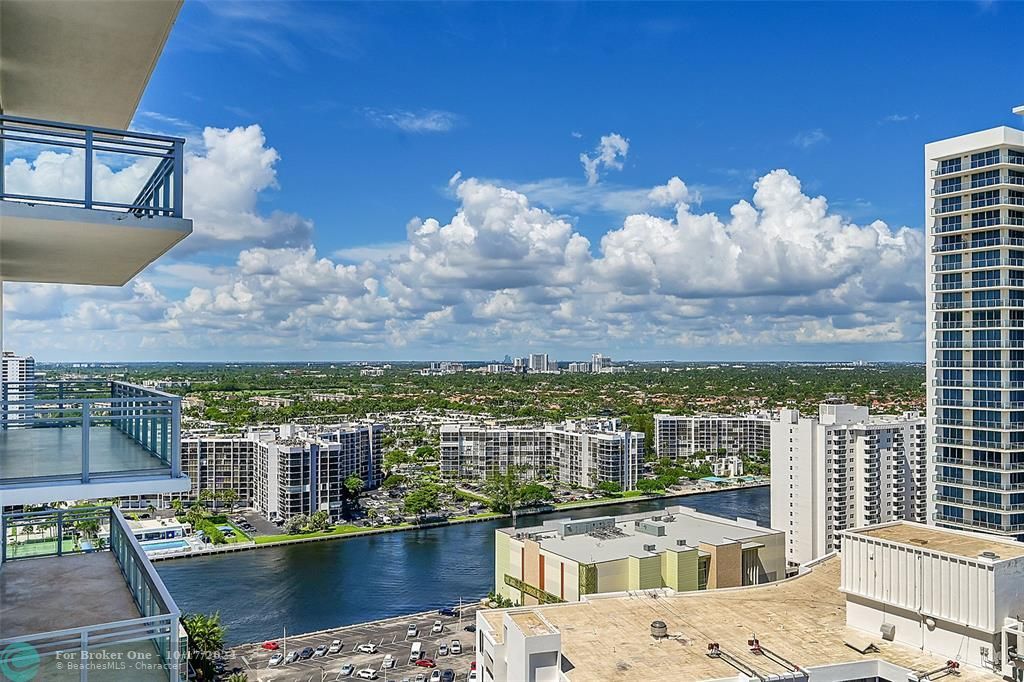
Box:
[934,494,1024,512]
[933,258,1024,272]
[0,114,184,218]
[934,512,1024,533]
[932,237,1024,253]
[0,506,184,680]
[0,380,181,486]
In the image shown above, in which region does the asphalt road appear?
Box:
[225,605,480,681]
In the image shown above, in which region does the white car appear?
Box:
[450,640,462,655]
[407,624,418,638]
[383,654,396,669]
[438,644,448,657]
[329,639,342,654]
[468,671,478,682]
[429,671,442,682]
[357,643,378,654]
[431,620,443,634]
[268,652,283,666]
[357,669,378,680]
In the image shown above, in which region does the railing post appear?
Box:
[57,510,63,558]
[80,630,89,682]
[173,139,184,218]
[81,402,90,483]
[84,129,94,210]
[1,513,6,563]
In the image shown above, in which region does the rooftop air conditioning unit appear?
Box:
[643,544,656,552]
[880,623,895,641]
[676,539,687,546]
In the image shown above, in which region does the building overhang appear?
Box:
[0,0,183,129]
[0,200,192,285]
[0,475,190,508]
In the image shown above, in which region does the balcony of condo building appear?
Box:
[0,2,192,679]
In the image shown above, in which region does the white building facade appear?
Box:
[926,113,1024,539]
[440,419,643,490]
[654,413,771,460]
[770,403,928,566]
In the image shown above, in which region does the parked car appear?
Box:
[407,624,418,638]
[450,640,462,655]
[285,651,300,664]
[441,670,455,682]
[268,653,283,666]
[431,620,443,634]
[383,654,396,669]
[464,624,476,633]
[314,644,328,657]
[415,675,426,682]
[468,671,478,682]
[438,607,456,617]
[438,644,448,657]
[429,671,442,682]
[357,643,378,654]
[299,647,314,660]
[329,639,342,654]
[261,641,280,651]
[340,663,355,677]
[357,669,378,680]
[415,658,436,668]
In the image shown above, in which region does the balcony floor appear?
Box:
[0,553,170,681]
[0,426,167,482]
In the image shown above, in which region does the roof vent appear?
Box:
[651,621,667,639]
[880,622,895,641]
[643,544,657,552]
[980,551,1000,560]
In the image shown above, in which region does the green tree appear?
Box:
[285,514,309,535]
[344,475,364,499]
[226,674,248,682]
[597,481,622,495]
[636,478,663,494]
[182,612,227,680]
[403,486,441,517]
[383,449,411,472]
[308,510,331,532]
[413,444,437,460]
[382,474,407,489]
[518,483,553,507]
[170,498,185,516]
[185,503,208,530]
[484,468,522,514]
[198,488,214,508]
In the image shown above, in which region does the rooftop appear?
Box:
[850,521,1024,561]
[500,506,777,564]
[509,612,555,637]
[483,557,998,681]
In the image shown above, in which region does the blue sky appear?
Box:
[6,1,1024,362]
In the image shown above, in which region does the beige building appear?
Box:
[477,522,1024,682]
[494,506,784,605]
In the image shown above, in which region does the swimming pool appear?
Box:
[140,538,190,553]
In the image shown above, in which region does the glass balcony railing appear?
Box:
[0,114,184,218]
[0,505,185,680]
[0,380,182,487]
[934,512,1024,534]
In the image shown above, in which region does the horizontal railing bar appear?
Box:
[0,113,185,143]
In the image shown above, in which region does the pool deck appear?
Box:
[0,426,167,481]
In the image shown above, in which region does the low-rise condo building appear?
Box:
[494,506,784,604]
[0,3,193,677]
[770,403,928,567]
[654,412,772,460]
[477,521,1024,682]
[440,419,643,490]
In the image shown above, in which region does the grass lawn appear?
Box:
[254,524,372,544]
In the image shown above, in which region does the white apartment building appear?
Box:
[654,413,771,460]
[0,350,35,423]
[566,362,590,373]
[710,455,743,478]
[590,353,611,372]
[770,403,927,567]
[440,419,643,490]
[926,109,1024,539]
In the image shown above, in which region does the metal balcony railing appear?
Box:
[0,380,181,486]
[933,258,1024,272]
[0,506,184,680]
[933,512,1024,533]
[0,114,184,218]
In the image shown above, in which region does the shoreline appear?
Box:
[150,479,768,562]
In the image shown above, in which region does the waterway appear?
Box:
[158,486,770,645]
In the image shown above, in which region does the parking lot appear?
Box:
[225,605,480,681]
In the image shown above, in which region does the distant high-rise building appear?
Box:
[770,403,927,567]
[566,361,591,373]
[503,354,513,364]
[590,353,611,373]
[1,350,36,423]
[529,353,553,372]
[926,109,1024,539]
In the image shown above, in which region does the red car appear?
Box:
[261,641,280,651]
[471,662,477,671]
[414,658,436,668]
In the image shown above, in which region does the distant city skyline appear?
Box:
[3,2,1023,362]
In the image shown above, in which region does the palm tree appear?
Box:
[219,488,238,510]
[170,498,185,517]
[225,674,248,682]
[182,612,227,680]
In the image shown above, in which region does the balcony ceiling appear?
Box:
[0,0,182,128]
[0,201,192,285]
